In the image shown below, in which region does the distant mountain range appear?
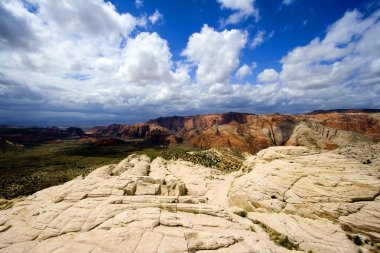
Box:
[90,110,380,153]
[1,110,379,153]
[0,126,85,145]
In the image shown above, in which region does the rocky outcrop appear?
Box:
[304,112,380,142]
[97,112,380,153]
[64,127,85,137]
[1,145,379,252]
[162,112,380,152]
[120,123,174,144]
[0,137,24,152]
[286,121,368,150]
[91,123,175,144]
[0,154,289,253]
[229,144,380,252]
[148,113,299,152]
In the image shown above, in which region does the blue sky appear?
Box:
[0,0,379,126]
[114,0,366,82]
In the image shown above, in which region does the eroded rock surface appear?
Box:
[230,145,380,252]
[0,154,290,253]
[95,112,380,153]
[1,147,379,252]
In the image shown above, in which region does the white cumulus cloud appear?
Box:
[280,10,380,90]
[217,0,259,25]
[250,30,265,49]
[149,10,163,25]
[118,32,183,84]
[182,25,247,84]
[258,69,279,83]
[236,64,252,79]
[0,0,190,122]
[31,0,136,38]
[0,1,379,124]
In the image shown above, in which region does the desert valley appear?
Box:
[0,110,380,253]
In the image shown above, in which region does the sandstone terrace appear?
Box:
[0,143,379,252]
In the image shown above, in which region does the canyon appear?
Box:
[0,111,379,252]
[94,111,380,153]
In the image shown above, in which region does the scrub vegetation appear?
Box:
[0,139,164,199]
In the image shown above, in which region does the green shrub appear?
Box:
[363,159,372,164]
[0,139,165,199]
[234,210,247,217]
[160,147,244,172]
[252,220,299,250]
[353,235,363,246]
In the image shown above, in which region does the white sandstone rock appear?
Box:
[1,147,378,253]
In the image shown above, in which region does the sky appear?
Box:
[0,0,379,126]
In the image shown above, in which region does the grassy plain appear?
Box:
[0,139,245,199]
[0,139,164,199]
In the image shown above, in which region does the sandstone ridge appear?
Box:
[1,144,379,252]
[95,112,380,153]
